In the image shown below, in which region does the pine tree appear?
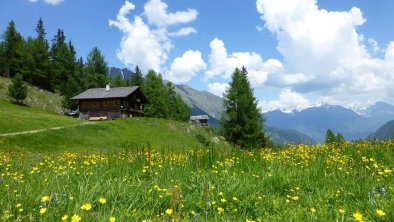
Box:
[130,65,144,87]
[0,41,6,76]
[221,67,267,149]
[2,21,25,78]
[83,47,108,89]
[143,70,169,118]
[336,133,345,144]
[325,129,336,144]
[50,29,69,91]
[113,74,125,87]
[8,73,27,104]
[61,41,82,110]
[30,18,51,90]
[166,82,191,121]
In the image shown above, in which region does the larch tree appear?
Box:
[31,18,51,90]
[2,21,25,78]
[83,47,108,89]
[130,65,144,87]
[221,67,267,149]
[143,70,170,118]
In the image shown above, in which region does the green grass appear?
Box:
[0,117,227,152]
[0,76,64,113]
[0,99,79,134]
[0,141,393,221]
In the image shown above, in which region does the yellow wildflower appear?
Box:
[165,208,173,216]
[62,214,68,221]
[39,208,47,215]
[217,207,224,214]
[99,197,107,204]
[41,196,50,202]
[71,214,81,222]
[292,196,299,201]
[310,208,316,213]
[376,209,386,217]
[353,211,363,221]
[221,198,227,203]
[339,209,345,214]
[81,203,92,211]
[109,216,116,222]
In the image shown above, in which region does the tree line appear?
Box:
[0,19,109,110]
[1,19,190,122]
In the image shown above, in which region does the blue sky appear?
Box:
[2,0,394,111]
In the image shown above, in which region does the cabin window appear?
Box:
[81,102,87,108]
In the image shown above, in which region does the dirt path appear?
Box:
[0,122,95,137]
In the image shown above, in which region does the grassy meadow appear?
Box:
[0,141,393,221]
[0,77,63,114]
[0,99,78,135]
[1,97,394,221]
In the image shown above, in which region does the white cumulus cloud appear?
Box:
[165,50,207,84]
[207,82,229,97]
[168,27,197,37]
[205,38,279,88]
[109,1,168,72]
[144,0,198,27]
[109,0,199,75]
[256,0,394,108]
[260,88,311,112]
[29,0,64,5]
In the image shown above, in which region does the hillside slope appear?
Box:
[0,99,228,151]
[0,99,78,134]
[0,76,63,113]
[368,120,394,140]
[175,84,224,119]
[265,125,315,145]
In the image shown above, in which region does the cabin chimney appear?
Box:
[106,84,110,91]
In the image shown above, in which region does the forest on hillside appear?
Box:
[0,19,191,121]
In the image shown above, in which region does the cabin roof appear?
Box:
[71,86,140,100]
[190,115,209,120]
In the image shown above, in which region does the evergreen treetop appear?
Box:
[130,65,144,87]
[221,67,267,149]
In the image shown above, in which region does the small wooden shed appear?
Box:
[189,115,209,126]
[72,85,147,120]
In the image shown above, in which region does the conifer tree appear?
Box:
[336,133,345,144]
[0,41,5,76]
[31,18,51,90]
[83,47,108,88]
[143,70,169,118]
[221,67,267,149]
[8,73,27,104]
[166,82,191,121]
[61,41,81,110]
[113,74,125,87]
[2,21,25,78]
[325,129,336,144]
[130,65,144,87]
[50,29,69,91]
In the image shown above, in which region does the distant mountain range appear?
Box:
[265,102,394,143]
[107,67,394,144]
[108,67,135,80]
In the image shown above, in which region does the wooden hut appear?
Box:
[72,84,147,120]
[189,115,209,126]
